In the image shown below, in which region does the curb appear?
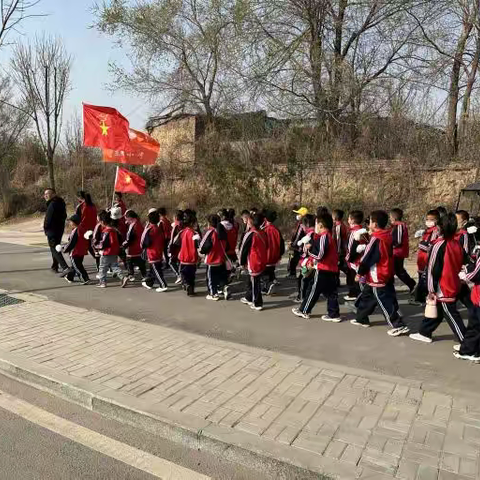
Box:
[0,349,349,479]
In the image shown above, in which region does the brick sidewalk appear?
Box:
[0,293,479,479]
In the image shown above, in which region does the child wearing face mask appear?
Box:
[292,212,340,321]
[287,207,308,278]
[344,210,368,301]
[410,209,440,306]
[410,213,466,345]
[350,210,408,336]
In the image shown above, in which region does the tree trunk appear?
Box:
[460,29,480,140]
[47,151,55,190]
[446,21,473,156]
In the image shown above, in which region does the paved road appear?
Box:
[0,373,274,480]
[0,242,477,395]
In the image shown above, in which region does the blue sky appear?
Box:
[1,0,151,130]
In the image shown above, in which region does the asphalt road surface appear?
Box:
[0,373,275,480]
[0,242,478,395]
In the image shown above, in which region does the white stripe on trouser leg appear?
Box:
[251,276,256,304]
[207,266,213,295]
[152,264,166,288]
[441,302,464,341]
[373,287,394,327]
[170,261,179,276]
[71,258,82,279]
[302,270,319,314]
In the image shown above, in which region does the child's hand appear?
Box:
[355,274,361,282]
[55,244,63,253]
[356,244,366,253]
[84,230,93,240]
[192,234,201,242]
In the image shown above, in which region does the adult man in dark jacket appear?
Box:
[43,188,68,272]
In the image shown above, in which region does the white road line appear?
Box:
[0,390,210,480]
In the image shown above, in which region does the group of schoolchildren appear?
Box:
[55,192,480,363]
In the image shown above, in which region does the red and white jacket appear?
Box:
[174,227,200,265]
[240,227,268,276]
[168,221,182,260]
[427,238,463,303]
[290,221,306,252]
[455,227,474,263]
[308,231,339,273]
[141,223,165,263]
[391,221,409,259]
[160,217,172,243]
[76,202,98,231]
[63,224,89,257]
[417,226,440,272]
[123,219,144,257]
[93,226,122,256]
[199,227,226,266]
[333,221,348,257]
[346,225,369,271]
[221,220,239,257]
[263,222,285,266]
[358,229,394,287]
[298,227,316,269]
[466,256,480,306]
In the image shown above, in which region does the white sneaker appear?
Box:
[142,281,153,290]
[343,295,358,302]
[251,305,264,311]
[387,326,410,337]
[96,283,106,288]
[322,315,342,323]
[409,333,432,343]
[292,308,310,320]
[240,297,252,306]
[408,299,423,307]
[156,287,168,293]
[64,277,72,284]
[206,294,219,301]
[267,284,275,295]
[121,276,129,288]
[453,344,461,352]
[350,319,370,328]
[175,276,182,285]
[453,352,477,361]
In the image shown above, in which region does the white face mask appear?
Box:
[296,215,302,221]
[425,220,435,228]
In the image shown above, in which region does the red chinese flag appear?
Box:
[114,167,146,195]
[83,103,131,151]
[103,128,159,165]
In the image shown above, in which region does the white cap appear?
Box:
[110,206,123,220]
[148,208,158,214]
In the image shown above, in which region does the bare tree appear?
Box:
[0,0,41,49]
[94,0,244,122]
[11,35,72,189]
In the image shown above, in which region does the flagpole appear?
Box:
[112,165,119,207]
[103,162,108,208]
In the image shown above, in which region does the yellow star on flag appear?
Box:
[125,175,132,184]
[100,120,110,136]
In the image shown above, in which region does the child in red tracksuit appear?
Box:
[240,213,268,310]
[410,213,466,344]
[121,210,147,287]
[292,213,340,321]
[412,209,440,305]
[344,210,368,300]
[262,209,285,296]
[168,210,183,283]
[200,214,229,301]
[76,191,98,263]
[62,214,90,284]
[333,209,349,287]
[159,207,172,267]
[351,210,408,336]
[455,210,474,310]
[390,208,416,294]
[456,255,480,362]
[93,211,125,288]
[173,210,200,296]
[141,210,168,292]
[295,214,316,303]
